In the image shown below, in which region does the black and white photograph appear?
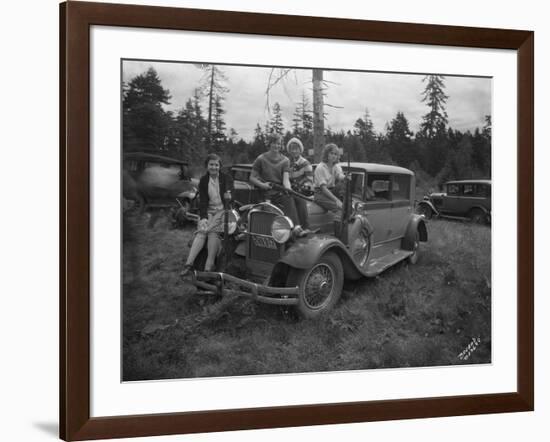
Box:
[122,59,492,381]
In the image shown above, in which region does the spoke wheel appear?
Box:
[287,252,344,319]
[348,218,371,269]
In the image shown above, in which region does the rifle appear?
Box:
[268,182,314,202]
[339,146,352,244]
[223,191,231,270]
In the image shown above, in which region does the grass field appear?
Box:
[122,211,491,381]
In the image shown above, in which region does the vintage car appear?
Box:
[189,163,428,318]
[416,179,491,224]
[122,151,197,213]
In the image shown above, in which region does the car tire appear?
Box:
[408,231,420,264]
[468,208,486,224]
[417,203,433,220]
[287,251,344,319]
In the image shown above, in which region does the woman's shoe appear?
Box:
[179,264,193,279]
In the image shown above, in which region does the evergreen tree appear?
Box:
[353,109,375,143]
[385,112,415,166]
[354,108,385,161]
[211,94,227,152]
[251,123,268,159]
[123,67,172,152]
[174,97,207,161]
[270,102,284,136]
[419,75,449,138]
[482,115,492,140]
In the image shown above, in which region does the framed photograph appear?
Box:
[60,1,533,440]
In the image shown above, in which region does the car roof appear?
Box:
[339,162,414,175]
[123,151,188,165]
[232,164,252,169]
[445,179,491,185]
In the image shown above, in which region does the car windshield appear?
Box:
[342,168,365,199]
[232,168,250,182]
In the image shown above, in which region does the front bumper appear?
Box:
[191,271,300,306]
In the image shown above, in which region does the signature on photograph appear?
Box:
[457,337,481,361]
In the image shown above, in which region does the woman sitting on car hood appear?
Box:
[313,143,347,218]
[180,153,233,277]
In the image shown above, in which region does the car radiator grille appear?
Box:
[248,211,282,263]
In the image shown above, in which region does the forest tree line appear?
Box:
[123,67,491,187]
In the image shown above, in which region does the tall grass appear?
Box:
[123,213,491,381]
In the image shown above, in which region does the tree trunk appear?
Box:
[207,67,215,149]
[312,69,325,162]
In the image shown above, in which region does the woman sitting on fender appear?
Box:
[180,153,234,277]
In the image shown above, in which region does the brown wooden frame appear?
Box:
[60,1,534,440]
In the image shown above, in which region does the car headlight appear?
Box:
[271,216,294,244]
[226,209,240,235]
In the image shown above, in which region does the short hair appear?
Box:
[204,153,222,168]
[267,133,283,146]
[321,143,340,163]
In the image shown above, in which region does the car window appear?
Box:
[125,160,139,172]
[233,169,250,182]
[392,175,411,201]
[463,184,474,196]
[474,184,490,197]
[367,174,391,200]
[447,183,460,195]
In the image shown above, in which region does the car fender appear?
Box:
[177,189,196,200]
[402,214,428,251]
[417,199,439,216]
[469,205,490,215]
[277,234,363,281]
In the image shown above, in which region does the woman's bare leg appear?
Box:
[185,232,206,266]
[204,233,221,271]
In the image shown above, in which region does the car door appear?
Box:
[441,183,462,215]
[390,174,413,238]
[364,173,393,244]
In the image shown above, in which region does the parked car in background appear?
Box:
[226,164,261,207]
[190,163,428,318]
[417,179,491,224]
[122,152,197,214]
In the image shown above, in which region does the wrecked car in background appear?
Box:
[122,152,197,216]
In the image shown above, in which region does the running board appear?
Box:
[364,249,413,276]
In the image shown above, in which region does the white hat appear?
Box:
[286,137,304,154]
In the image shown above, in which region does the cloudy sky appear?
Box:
[123,60,491,142]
